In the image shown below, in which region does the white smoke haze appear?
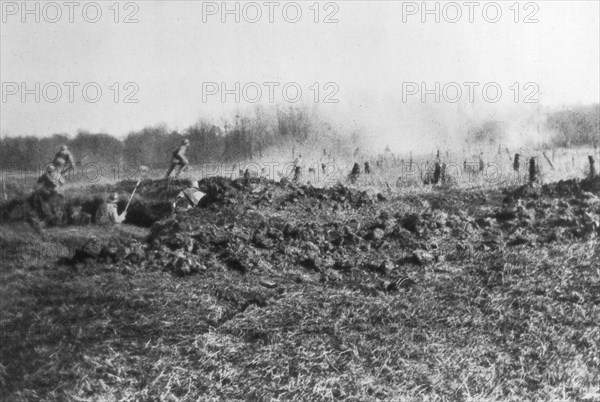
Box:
[1,1,598,159]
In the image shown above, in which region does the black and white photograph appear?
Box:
[1,1,599,400]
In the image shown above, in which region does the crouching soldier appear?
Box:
[37,164,65,194]
[173,180,205,212]
[95,193,127,225]
[165,139,190,178]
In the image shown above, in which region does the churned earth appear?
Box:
[1,176,599,401]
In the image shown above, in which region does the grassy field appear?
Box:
[1,146,599,401]
[2,146,598,198]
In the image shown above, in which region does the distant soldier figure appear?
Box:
[165,139,190,178]
[95,192,127,225]
[52,144,76,175]
[364,161,371,175]
[173,180,205,212]
[479,155,485,172]
[293,153,303,182]
[37,163,65,194]
[349,162,361,184]
[293,166,302,182]
[589,155,597,178]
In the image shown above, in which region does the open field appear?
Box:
[1,147,599,400]
[2,146,598,198]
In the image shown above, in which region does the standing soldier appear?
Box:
[165,139,190,178]
[52,144,76,175]
[293,153,303,182]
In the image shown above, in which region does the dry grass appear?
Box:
[1,148,599,401]
[2,234,599,400]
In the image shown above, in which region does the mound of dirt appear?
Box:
[496,177,600,244]
[505,176,600,201]
[2,190,67,227]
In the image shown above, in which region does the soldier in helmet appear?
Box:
[95,192,127,225]
[172,180,206,212]
[52,144,76,175]
[165,139,190,178]
[37,162,65,194]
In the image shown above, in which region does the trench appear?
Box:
[0,192,172,229]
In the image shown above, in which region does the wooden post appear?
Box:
[513,153,520,172]
[529,157,537,184]
[433,161,441,185]
[589,155,596,178]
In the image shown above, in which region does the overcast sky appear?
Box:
[1,0,598,149]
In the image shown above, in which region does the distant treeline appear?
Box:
[0,107,316,169]
[546,104,599,147]
[1,104,598,170]
[464,104,599,147]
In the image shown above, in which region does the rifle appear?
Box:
[124,166,149,213]
[124,179,141,213]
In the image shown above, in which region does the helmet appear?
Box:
[108,192,120,202]
[61,144,68,151]
[182,139,190,145]
[46,164,56,173]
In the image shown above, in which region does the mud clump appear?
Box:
[2,190,67,227]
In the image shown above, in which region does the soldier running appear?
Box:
[165,139,190,178]
[52,144,76,175]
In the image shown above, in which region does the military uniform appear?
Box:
[165,142,190,178]
[95,193,126,225]
[53,149,76,174]
[37,167,65,193]
[173,181,205,211]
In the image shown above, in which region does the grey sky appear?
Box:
[1,0,598,150]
